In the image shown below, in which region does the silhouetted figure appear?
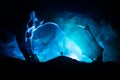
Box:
[61,52,63,56]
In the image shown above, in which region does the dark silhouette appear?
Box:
[61,52,63,56]
[79,24,104,62]
[24,11,39,63]
[86,24,103,62]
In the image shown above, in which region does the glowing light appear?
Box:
[69,53,79,60]
[24,11,103,63]
[1,11,119,63]
[54,12,103,61]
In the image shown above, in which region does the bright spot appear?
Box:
[69,53,79,60]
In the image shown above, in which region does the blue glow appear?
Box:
[1,11,119,63]
[0,32,25,60]
[32,27,93,63]
[24,11,120,63]
[53,12,103,61]
[52,12,120,63]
